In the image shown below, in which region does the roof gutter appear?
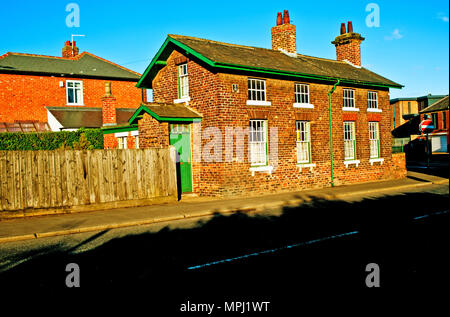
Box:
[213,61,403,89]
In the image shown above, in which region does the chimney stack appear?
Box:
[102,82,117,127]
[271,10,297,54]
[331,21,365,66]
[62,40,79,58]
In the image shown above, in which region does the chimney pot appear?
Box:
[104,82,112,97]
[340,23,346,34]
[276,12,283,25]
[347,21,353,33]
[283,10,290,24]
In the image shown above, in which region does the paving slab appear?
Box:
[0,173,446,244]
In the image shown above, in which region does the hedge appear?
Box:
[0,128,103,150]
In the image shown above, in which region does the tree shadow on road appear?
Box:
[0,191,448,302]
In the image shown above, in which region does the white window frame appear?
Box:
[247,78,271,106]
[66,80,83,105]
[369,122,380,159]
[177,63,189,99]
[367,91,382,112]
[294,83,313,108]
[344,121,356,161]
[249,120,267,166]
[117,136,127,149]
[343,88,359,111]
[296,121,311,164]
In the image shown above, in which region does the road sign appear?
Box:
[420,119,435,133]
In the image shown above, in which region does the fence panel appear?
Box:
[0,148,177,212]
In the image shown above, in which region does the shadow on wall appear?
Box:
[0,191,448,303]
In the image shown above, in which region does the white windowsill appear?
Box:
[293,103,314,109]
[246,100,271,106]
[344,159,360,168]
[130,130,139,136]
[342,107,360,112]
[174,96,191,104]
[369,158,384,165]
[114,132,129,138]
[66,104,85,106]
[297,163,316,172]
[249,165,273,176]
[367,108,382,113]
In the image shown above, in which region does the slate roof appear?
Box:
[137,34,402,88]
[46,107,137,129]
[144,103,202,119]
[0,52,141,81]
[420,95,449,113]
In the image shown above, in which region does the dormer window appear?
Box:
[177,63,189,99]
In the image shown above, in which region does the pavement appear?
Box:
[0,170,448,244]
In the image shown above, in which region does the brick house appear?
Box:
[0,40,146,136]
[119,11,407,196]
[419,95,449,153]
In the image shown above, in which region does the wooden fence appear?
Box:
[0,148,177,212]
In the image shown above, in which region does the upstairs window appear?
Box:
[295,83,309,104]
[431,113,439,130]
[368,91,378,109]
[177,63,189,99]
[66,80,83,105]
[248,78,266,101]
[343,88,355,108]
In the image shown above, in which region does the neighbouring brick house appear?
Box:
[116,11,407,196]
[0,40,146,137]
[420,95,449,153]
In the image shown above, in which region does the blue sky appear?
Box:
[1,0,448,99]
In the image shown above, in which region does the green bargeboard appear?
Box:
[169,130,192,193]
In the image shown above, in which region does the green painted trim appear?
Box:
[136,36,403,89]
[155,60,167,66]
[102,124,138,134]
[136,36,216,89]
[128,104,149,125]
[214,61,403,89]
[128,104,202,125]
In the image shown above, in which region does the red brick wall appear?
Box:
[0,73,144,123]
[150,51,406,197]
[138,113,169,149]
[104,131,137,149]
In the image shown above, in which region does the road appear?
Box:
[0,184,448,309]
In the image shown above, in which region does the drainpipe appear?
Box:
[328,79,340,187]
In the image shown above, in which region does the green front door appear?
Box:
[169,124,192,193]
